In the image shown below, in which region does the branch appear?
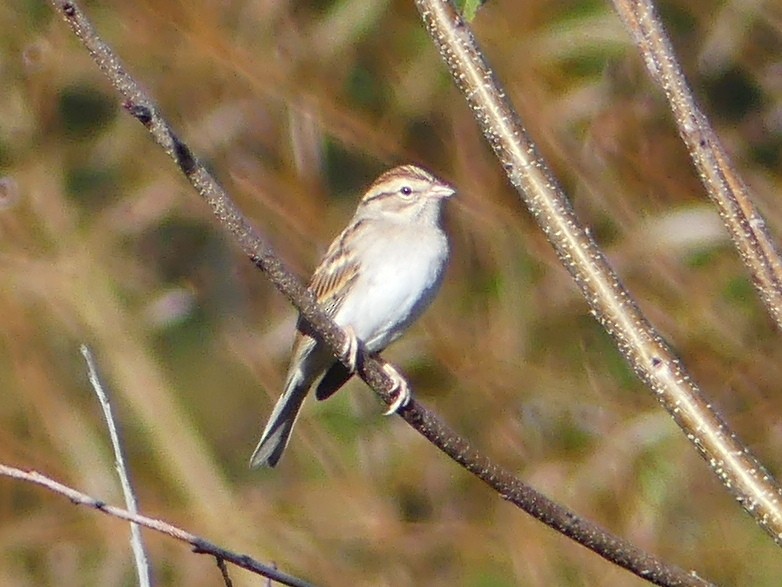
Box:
[412,0,782,544]
[81,345,152,587]
[0,464,316,587]
[610,0,782,330]
[47,1,713,585]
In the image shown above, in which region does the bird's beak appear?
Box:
[431,183,456,199]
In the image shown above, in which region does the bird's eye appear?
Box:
[400,186,413,197]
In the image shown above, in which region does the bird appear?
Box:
[250,164,455,468]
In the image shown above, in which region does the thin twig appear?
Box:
[0,464,316,587]
[81,345,152,587]
[610,0,782,330]
[412,0,782,544]
[47,1,714,585]
[215,557,234,587]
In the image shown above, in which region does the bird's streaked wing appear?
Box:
[288,221,362,364]
[308,221,362,316]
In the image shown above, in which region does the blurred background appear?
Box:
[2,0,782,585]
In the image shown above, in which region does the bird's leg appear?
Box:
[381,363,411,415]
[340,326,359,372]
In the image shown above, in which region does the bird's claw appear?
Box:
[341,326,359,372]
[381,363,411,415]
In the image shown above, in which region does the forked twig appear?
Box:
[0,464,315,587]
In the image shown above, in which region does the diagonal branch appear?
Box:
[47,1,713,585]
[412,0,782,544]
[611,0,782,330]
[0,464,315,587]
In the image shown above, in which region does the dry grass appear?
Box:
[2,0,782,585]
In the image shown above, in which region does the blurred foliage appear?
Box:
[455,0,487,21]
[1,0,782,585]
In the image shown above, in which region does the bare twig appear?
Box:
[610,0,782,330]
[412,0,782,543]
[0,464,316,587]
[216,557,234,587]
[81,345,152,587]
[46,1,715,585]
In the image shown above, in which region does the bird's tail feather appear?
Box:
[249,373,309,468]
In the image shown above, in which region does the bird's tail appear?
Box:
[249,372,310,468]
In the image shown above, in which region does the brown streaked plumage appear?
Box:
[250,164,455,468]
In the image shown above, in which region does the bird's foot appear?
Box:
[381,363,411,415]
[340,326,359,372]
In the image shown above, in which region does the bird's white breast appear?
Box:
[333,221,448,352]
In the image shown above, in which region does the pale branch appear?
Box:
[0,464,316,587]
[413,0,782,544]
[47,1,715,585]
[81,345,152,587]
[611,0,782,330]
